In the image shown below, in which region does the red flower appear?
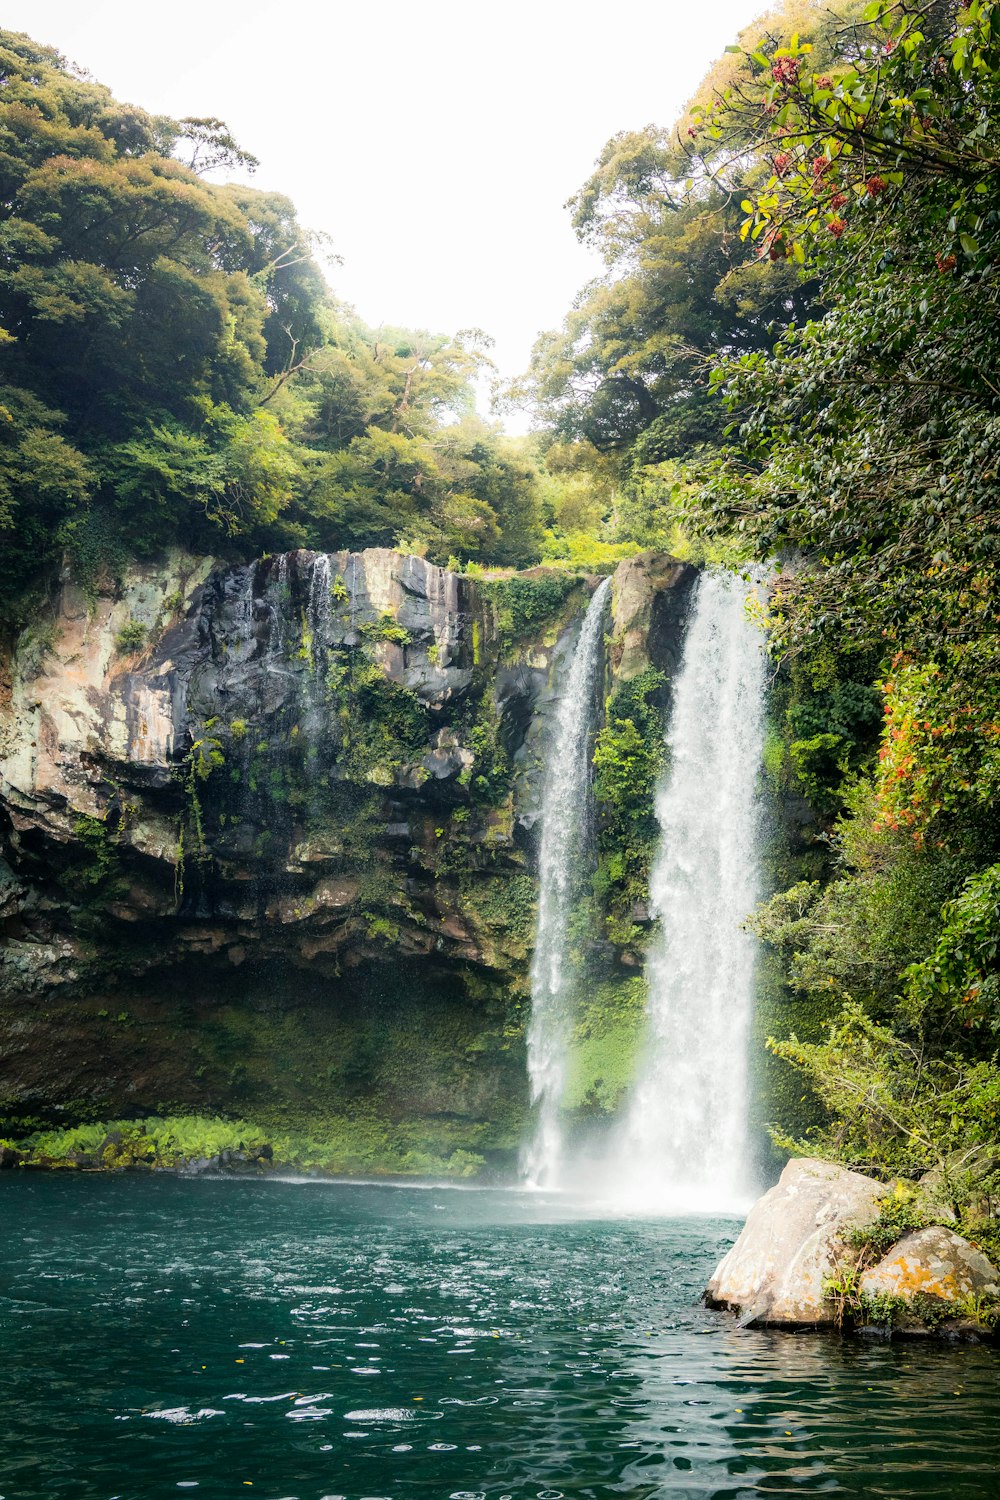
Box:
[814,74,833,89]
[759,230,790,261]
[771,56,801,85]
[828,217,847,237]
[773,151,793,174]
[812,155,830,176]
[865,174,887,196]
[830,191,848,210]
[935,252,957,273]
[688,126,697,137]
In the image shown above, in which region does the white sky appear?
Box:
[7,1,765,423]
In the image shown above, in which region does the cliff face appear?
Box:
[0,548,695,1171]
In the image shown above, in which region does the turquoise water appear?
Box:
[2,1176,999,1499]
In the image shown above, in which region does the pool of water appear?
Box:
[2,1174,998,1499]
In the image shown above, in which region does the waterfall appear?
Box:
[610,568,767,1214]
[237,561,257,652]
[522,576,611,1189]
[308,553,332,666]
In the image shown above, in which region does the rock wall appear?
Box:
[0,548,695,1165]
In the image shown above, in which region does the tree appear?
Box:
[0,28,547,611]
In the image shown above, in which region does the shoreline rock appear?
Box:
[705,1158,887,1325]
[706,1157,1000,1340]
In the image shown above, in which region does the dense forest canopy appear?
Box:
[0,29,555,619]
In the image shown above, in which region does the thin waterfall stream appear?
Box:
[605,567,767,1213]
[522,576,611,1189]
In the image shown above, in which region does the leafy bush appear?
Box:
[480,573,578,648]
[768,1001,1000,1182]
[114,618,147,654]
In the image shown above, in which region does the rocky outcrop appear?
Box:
[608,552,696,683]
[707,1157,1000,1337]
[860,1227,1000,1306]
[705,1157,887,1324]
[0,547,695,1156]
[0,548,570,992]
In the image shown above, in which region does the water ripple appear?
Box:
[1,1175,998,1499]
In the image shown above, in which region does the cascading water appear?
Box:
[608,567,767,1214]
[522,576,611,1189]
[237,560,257,653]
[308,552,332,666]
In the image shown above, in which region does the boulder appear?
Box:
[859,1226,1000,1306]
[705,1157,888,1325]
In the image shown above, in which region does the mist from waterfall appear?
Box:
[522,576,611,1189]
[603,568,767,1214]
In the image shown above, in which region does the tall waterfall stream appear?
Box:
[522,576,611,1188]
[610,568,768,1212]
[526,568,767,1210]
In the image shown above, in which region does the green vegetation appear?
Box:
[479,572,580,651]
[0,29,571,624]
[511,0,1000,1231]
[592,668,667,943]
[9,0,1000,1207]
[329,652,429,781]
[7,1113,486,1178]
[59,813,125,906]
[820,1187,1000,1333]
[671,0,1000,1225]
[113,618,147,654]
[462,873,536,946]
[562,977,647,1116]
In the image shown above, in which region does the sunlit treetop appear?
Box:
[685,1,1000,268]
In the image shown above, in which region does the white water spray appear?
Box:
[608,568,767,1214]
[522,577,611,1189]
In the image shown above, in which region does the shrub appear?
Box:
[114,618,147,653]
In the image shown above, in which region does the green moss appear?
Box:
[458,687,512,805]
[326,648,428,780]
[59,813,127,907]
[562,977,647,1116]
[463,873,536,939]
[358,612,410,646]
[15,1112,487,1178]
[845,1191,929,1260]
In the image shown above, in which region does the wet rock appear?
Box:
[705,1157,888,1325]
[859,1227,1000,1306]
[177,1155,219,1176]
[0,545,695,1137]
[609,552,696,681]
